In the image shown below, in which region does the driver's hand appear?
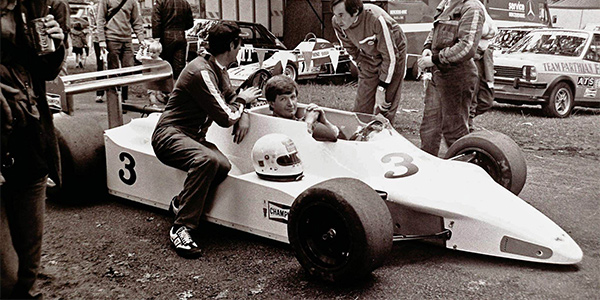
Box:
[232,112,250,144]
[305,103,328,124]
[238,87,261,104]
[422,49,432,57]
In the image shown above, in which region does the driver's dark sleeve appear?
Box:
[312,123,341,142]
[184,68,243,127]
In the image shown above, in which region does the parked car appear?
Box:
[493,29,600,117]
[185,19,286,65]
[227,33,356,88]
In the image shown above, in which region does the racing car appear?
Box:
[47,61,582,282]
[89,102,580,282]
[227,33,356,87]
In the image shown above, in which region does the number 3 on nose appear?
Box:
[381,153,418,179]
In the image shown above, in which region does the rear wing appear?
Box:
[46,61,173,128]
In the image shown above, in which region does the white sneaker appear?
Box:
[169,226,202,258]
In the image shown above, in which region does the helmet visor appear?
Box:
[276,152,301,166]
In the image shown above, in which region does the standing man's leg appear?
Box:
[106,40,122,101]
[93,42,105,102]
[2,176,47,299]
[437,62,478,147]
[171,39,187,81]
[380,53,406,123]
[419,76,442,156]
[353,68,378,115]
[121,41,135,102]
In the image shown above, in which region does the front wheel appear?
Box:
[542,82,573,118]
[288,178,393,283]
[284,64,298,81]
[445,131,527,195]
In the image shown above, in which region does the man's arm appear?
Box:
[373,15,398,87]
[97,0,108,46]
[130,0,146,41]
[433,3,484,66]
[185,69,244,127]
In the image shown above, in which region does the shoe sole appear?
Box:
[174,247,202,259]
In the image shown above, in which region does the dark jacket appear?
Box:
[152,0,194,41]
[1,0,66,185]
[154,54,244,141]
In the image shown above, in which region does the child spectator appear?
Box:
[71,22,88,68]
[136,40,170,106]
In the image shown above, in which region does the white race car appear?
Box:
[60,102,580,282]
[227,33,355,88]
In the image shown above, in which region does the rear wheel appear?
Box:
[47,114,106,202]
[542,82,573,118]
[288,178,393,283]
[445,131,527,195]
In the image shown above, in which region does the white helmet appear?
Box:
[252,133,303,181]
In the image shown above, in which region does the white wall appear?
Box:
[550,8,600,29]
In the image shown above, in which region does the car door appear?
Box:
[580,33,600,102]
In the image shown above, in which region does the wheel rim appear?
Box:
[297,203,351,268]
[458,148,504,188]
[554,87,571,115]
[284,65,296,81]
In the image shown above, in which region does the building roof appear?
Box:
[549,0,600,9]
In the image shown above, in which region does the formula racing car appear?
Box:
[47,64,582,283]
[91,104,581,282]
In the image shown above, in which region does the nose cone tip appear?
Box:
[555,238,583,264]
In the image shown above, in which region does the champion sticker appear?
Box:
[267,201,290,224]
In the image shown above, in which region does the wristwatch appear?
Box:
[377,86,386,92]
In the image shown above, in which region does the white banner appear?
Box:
[329,50,339,73]
[256,49,267,68]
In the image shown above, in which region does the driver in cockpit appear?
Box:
[264,75,346,141]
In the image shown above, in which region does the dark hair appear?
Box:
[331,0,363,16]
[207,21,241,56]
[264,75,298,103]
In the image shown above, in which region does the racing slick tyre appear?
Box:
[445,130,527,195]
[47,113,106,202]
[288,178,393,283]
[542,82,574,118]
[284,64,298,81]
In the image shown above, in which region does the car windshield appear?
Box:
[507,31,589,57]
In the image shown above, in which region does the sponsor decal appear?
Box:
[267,201,290,224]
[526,0,536,20]
[508,1,526,19]
[390,9,407,15]
[583,88,597,98]
[577,77,596,87]
[543,62,600,75]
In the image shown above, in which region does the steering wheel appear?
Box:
[303,32,318,42]
[350,119,385,141]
